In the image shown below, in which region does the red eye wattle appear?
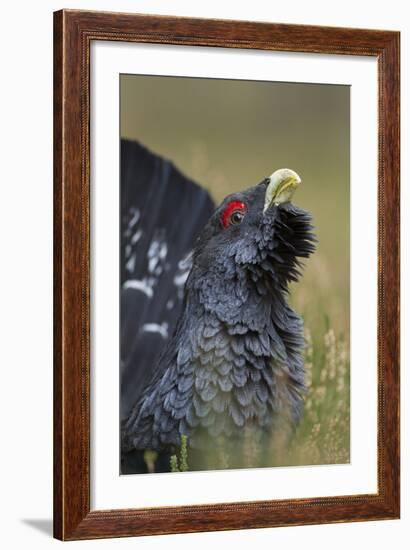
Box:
[221,201,247,229]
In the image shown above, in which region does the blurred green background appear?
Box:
[120,75,350,467]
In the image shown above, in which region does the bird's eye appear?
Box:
[221,201,247,228]
[230,210,244,225]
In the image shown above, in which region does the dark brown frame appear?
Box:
[54,9,400,541]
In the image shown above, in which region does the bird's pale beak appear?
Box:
[263,168,301,212]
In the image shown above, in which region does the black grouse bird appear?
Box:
[122,169,316,468]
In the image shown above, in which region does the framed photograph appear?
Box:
[54,9,400,540]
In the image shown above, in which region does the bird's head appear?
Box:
[191,168,316,292]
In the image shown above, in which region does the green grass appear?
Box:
[279,324,350,467]
[170,435,190,472]
[284,248,350,467]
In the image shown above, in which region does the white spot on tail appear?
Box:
[122,278,153,298]
[142,322,169,339]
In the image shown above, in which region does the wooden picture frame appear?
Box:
[53,9,400,540]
